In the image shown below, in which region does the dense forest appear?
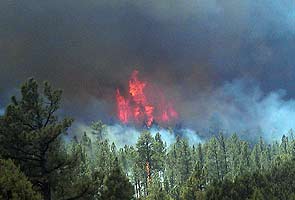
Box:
[1,78,295,200]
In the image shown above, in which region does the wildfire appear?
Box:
[116,89,129,124]
[116,70,178,127]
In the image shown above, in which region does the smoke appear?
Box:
[179,79,295,142]
[0,0,295,143]
[72,122,202,148]
[79,78,295,144]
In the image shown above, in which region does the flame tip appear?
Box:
[116,69,178,126]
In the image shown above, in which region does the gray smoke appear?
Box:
[0,0,295,142]
[180,79,295,142]
[71,122,202,148]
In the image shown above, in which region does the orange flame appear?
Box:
[116,89,129,124]
[116,70,178,127]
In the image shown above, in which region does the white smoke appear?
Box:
[71,123,202,148]
[181,79,295,142]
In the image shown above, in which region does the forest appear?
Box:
[1,78,295,200]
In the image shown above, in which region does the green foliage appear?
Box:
[146,186,170,200]
[52,142,101,200]
[205,136,221,181]
[91,120,107,140]
[2,78,295,200]
[152,132,166,174]
[250,189,265,200]
[204,158,295,200]
[180,162,205,200]
[0,159,41,200]
[134,131,155,196]
[96,139,117,175]
[100,160,134,200]
[0,78,91,200]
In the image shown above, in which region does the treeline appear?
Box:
[90,127,295,200]
[0,79,133,200]
[1,78,295,200]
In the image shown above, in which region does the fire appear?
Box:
[116,70,178,127]
[116,89,129,123]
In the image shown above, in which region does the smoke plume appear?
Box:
[0,0,295,143]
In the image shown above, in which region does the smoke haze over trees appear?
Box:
[2,0,295,199]
[2,79,295,199]
[1,0,295,140]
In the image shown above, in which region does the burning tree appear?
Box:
[116,70,178,127]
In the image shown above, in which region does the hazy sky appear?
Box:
[1,0,295,140]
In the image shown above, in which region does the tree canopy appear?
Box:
[1,78,295,200]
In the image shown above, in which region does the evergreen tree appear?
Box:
[280,135,289,155]
[177,138,193,183]
[0,159,41,200]
[260,144,272,170]
[238,141,250,175]
[251,189,265,200]
[217,132,228,180]
[250,144,261,171]
[227,133,241,179]
[205,137,220,181]
[196,143,204,168]
[100,159,134,200]
[135,131,155,196]
[96,139,113,175]
[52,141,100,200]
[166,136,194,199]
[146,186,170,200]
[0,78,87,200]
[118,146,129,175]
[91,120,106,140]
[152,132,166,176]
[165,144,178,198]
[180,162,206,200]
[146,172,170,200]
[289,139,295,158]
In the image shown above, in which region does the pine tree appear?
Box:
[289,139,295,158]
[238,141,250,174]
[100,159,134,200]
[0,159,41,200]
[196,143,204,168]
[165,144,178,198]
[152,132,166,176]
[227,133,241,179]
[250,144,261,171]
[81,132,93,158]
[180,161,206,200]
[217,132,228,180]
[177,137,193,184]
[135,130,155,196]
[0,78,88,200]
[96,139,113,175]
[146,172,170,200]
[205,137,220,181]
[91,120,106,140]
[52,141,100,200]
[260,144,272,170]
[280,135,288,155]
[118,146,128,175]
